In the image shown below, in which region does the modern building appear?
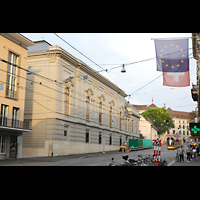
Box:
[0,33,34,160]
[23,40,140,157]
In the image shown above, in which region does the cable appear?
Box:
[53,33,127,92]
[128,51,195,97]
[129,74,163,96]
[1,39,196,112]
[97,46,196,73]
[53,33,105,71]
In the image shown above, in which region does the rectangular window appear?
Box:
[132,120,134,133]
[0,135,6,154]
[99,133,102,144]
[12,107,19,128]
[64,130,67,136]
[86,130,89,143]
[0,104,8,126]
[109,134,112,145]
[6,52,18,99]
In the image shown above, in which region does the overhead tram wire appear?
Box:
[53,33,126,92]
[0,40,197,107]
[53,33,105,72]
[40,35,198,96]
[126,49,196,98]
[97,46,195,73]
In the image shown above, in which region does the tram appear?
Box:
[167,137,182,150]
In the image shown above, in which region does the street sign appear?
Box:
[176,139,179,143]
[175,133,180,138]
[189,123,200,136]
[153,138,161,166]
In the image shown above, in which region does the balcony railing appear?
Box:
[0,116,29,130]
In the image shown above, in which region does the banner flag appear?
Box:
[163,70,190,87]
[154,39,189,71]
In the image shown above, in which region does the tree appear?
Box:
[141,107,174,135]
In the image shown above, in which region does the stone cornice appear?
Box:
[48,46,127,97]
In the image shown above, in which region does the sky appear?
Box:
[21,33,197,113]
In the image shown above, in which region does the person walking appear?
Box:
[179,146,184,162]
[192,146,197,161]
[185,145,191,162]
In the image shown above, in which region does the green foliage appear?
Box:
[141,107,174,135]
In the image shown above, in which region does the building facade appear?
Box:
[0,33,34,160]
[132,103,192,144]
[132,104,159,140]
[23,41,140,157]
[163,108,191,143]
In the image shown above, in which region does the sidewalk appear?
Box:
[170,155,200,166]
[0,150,120,166]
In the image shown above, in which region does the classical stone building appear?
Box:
[23,40,139,157]
[163,108,191,143]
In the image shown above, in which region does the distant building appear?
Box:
[132,104,159,140]
[23,40,140,157]
[0,33,34,160]
[132,103,192,143]
[164,108,191,143]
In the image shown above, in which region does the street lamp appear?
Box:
[121,64,126,73]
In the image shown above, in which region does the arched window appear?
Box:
[109,106,112,127]
[119,111,122,129]
[65,87,70,114]
[99,102,102,124]
[132,120,134,133]
[86,96,90,120]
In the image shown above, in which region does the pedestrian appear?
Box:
[179,145,184,162]
[185,145,191,162]
[191,147,193,160]
[192,146,197,161]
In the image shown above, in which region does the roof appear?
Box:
[132,103,191,119]
[167,108,191,119]
[124,101,140,118]
[132,103,157,111]
[28,40,127,98]
[0,33,35,49]
[28,40,51,53]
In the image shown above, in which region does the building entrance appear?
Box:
[9,136,17,158]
